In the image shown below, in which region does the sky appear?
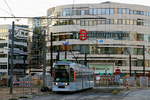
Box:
[0,0,150,24]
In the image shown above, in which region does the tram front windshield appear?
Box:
[54,65,69,82]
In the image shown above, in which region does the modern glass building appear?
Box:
[0,24,28,77]
[46,2,150,75]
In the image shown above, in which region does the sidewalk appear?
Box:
[0,87,42,100]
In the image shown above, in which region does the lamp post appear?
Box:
[50,32,53,76]
[84,53,87,66]
[42,29,46,87]
[129,53,132,76]
[127,48,132,76]
[143,45,145,76]
[9,21,15,94]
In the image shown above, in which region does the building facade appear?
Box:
[0,24,28,77]
[47,2,150,75]
[27,17,47,74]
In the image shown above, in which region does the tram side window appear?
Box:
[70,68,74,81]
[76,72,82,82]
[90,73,94,81]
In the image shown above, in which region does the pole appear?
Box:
[50,32,53,76]
[84,53,87,66]
[65,49,67,59]
[143,45,145,76]
[57,49,60,61]
[43,30,46,87]
[10,21,15,94]
[129,53,132,76]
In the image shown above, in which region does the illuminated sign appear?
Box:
[79,29,88,40]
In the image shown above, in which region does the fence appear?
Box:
[0,74,53,97]
[94,74,150,88]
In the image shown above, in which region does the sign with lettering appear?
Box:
[79,29,88,40]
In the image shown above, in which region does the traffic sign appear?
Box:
[98,40,104,43]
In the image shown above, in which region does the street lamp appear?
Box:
[9,21,15,94]
[143,45,145,76]
[126,48,132,76]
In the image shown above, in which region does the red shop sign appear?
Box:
[79,29,88,40]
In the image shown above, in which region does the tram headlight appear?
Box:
[54,82,58,85]
[64,82,69,86]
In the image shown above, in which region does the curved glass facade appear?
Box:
[47,2,150,74]
[59,8,150,17]
[53,19,150,27]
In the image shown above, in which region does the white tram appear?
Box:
[52,61,94,92]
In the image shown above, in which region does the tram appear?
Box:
[52,61,94,92]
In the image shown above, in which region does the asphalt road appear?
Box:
[23,89,124,100]
[20,88,150,100]
[123,89,150,100]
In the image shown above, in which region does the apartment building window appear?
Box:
[118,8,123,14]
[109,8,114,15]
[117,19,123,24]
[0,43,7,48]
[129,10,133,14]
[98,9,102,15]
[54,18,150,27]
[0,65,7,69]
[148,36,150,42]
[94,8,98,15]
[137,19,144,25]
[105,8,110,15]
[84,10,89,15]
[63,8,71,16]
[61,7,150,17]
[81,10,85,15]
[136,60,143,66]
[76,10,81,15]
[136,34,144,41]
[80,20,85,26]
[125,8,130,14]
[101,8,106,15]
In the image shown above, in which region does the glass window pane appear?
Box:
[118,8,123,14]
[126,20,130,24]
[105,8,110,15]
[101,8,106,15]
[110,8,114,15]
[114,19,118,24]
[76,10,81,15]
[81,10,85,15]
[89,9,93,15]
[129,20,134,25]
[98,9,102,15]
[85,10,89,15]
[129,10,133,14]
[94,8,98,15]
[80,20,85,26]
[118,19,122,24]
[126,8,130,14]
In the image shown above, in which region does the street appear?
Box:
[123,89,150,100]
[20,88,150,100]
[22,88,124,100]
